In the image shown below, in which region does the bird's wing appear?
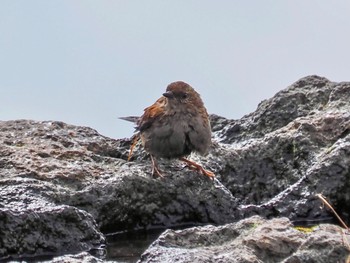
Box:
[138,96,167,132]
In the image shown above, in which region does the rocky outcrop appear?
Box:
[0,75,349,261]
[138,216,350,263]
[210,75,350,223]
[0,120,239,261]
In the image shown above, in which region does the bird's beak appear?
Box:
[163,91,174,99]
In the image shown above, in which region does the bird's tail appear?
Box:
[119,116,140,123]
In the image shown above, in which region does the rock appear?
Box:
[209,75,350,223]
[0,177,105,260]
[212,75,335,143]
[138,216,350,263]
[50,252,103,263]
[0,120,239,260]
[0,75,349,261]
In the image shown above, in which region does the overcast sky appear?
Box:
[1,1,349,138]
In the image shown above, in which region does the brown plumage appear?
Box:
[120,81,214,178]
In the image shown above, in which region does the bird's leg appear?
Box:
[150,155,163,178]
[179,157,215,179]
[127,134,140,161]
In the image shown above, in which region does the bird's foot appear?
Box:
[151,155,164,178]
[179,157,215,179]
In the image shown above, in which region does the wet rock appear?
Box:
[212,75,334,143]
[64,171,239,232]
[0,178,105,260]
[0,120,238,260]
[50,252,103,263]
[138,216,350,263]
[0,75,349,261]
[209,75,350,223]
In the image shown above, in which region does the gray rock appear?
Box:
[138,216,350,263]
[0,120,238,260]
[49,252,103,263]
[0,75,349,261]
[0,177,105,260]
[212,75,337,143]
[209,75,350,222]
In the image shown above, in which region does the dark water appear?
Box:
[104,228,165,263]
[1,229,163,263]
[291,216,336,227]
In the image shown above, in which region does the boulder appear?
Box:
[138,216,350,263]
[209,75,350,223]
[0,75,349,261]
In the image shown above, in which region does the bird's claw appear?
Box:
[180,157,215,179]
[151,155,164,178]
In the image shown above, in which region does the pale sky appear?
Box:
[1,1,349,138]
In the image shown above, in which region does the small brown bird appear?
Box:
[120,81,214,178]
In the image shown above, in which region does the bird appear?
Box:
[120,81,214,179]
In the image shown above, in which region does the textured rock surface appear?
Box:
[209,75,350,223]
[138,216,350,263]
[50,252,103,263]
[0,120,238,260]
[0,202,103,259]
[0,75,349,261]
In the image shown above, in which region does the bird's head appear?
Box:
[163,81,203,108]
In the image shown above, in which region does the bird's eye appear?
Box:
[182,93,188,99]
